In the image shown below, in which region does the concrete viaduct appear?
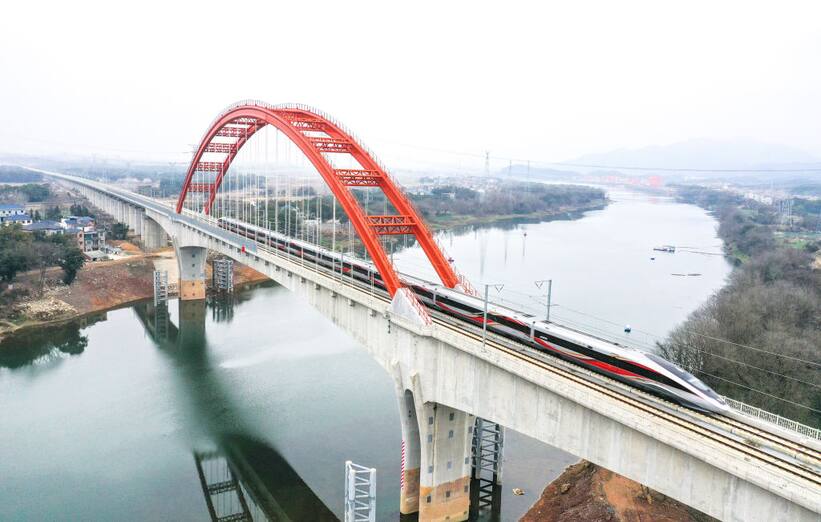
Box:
[29,167,821,522]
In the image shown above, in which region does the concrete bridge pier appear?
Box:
[394,378,475,522]
[397,389,422,517]
[418,402,474,522]
[176,245,207,300]
[129,206,143,235]
[141,216,166,251]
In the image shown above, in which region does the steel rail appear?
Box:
[430,317,820,486]
[690,406,820,465]
[34,170,819,487]
[245,235,820,481]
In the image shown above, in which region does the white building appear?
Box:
[0,204,32,226]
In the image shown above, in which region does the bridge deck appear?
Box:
[28,166,821,520]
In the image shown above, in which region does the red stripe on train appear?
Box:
[533,337,641,378]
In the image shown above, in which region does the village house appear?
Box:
[23,220,64,236]
[0,203,32,226]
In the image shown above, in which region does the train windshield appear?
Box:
[646,354,720,399]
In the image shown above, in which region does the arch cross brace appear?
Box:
[177,101,462,297]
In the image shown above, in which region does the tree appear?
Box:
[20,184,50,202]
[69,203,93,217]
[33,210,42,222]
[0,225,34,283]
[45,205,62,220]
[109,222,129,240]
[57,245,85,284]
[661,186,821,426]
[32,241,60,295]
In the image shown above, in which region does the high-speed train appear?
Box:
[219,216,729,414]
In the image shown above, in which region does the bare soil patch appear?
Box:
[520,461,717,522]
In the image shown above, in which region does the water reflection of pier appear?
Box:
[133,297,338,521]
[194,450,254,521]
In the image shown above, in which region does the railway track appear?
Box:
[428,314,820,485]
[252,242,821,480]
[204,219,821,490]
[694,405,820,466]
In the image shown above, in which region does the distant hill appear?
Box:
[568,138,820,173]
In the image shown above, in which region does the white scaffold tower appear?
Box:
[212,257,234,292]
[344,461,376,522]
[153,270,168,305]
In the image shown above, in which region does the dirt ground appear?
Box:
[109,239,142,254]
[205,256,268,286]
[520,461,717,522]
[57,257,156,314]
[0,255,156,338]
[0,242,268,340]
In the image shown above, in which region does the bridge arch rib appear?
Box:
[177,101,466,297]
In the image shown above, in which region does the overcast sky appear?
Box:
[1,1,819,168]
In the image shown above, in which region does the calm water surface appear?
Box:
[0,188,731,521]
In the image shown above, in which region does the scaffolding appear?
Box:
[344,461,376,522]
[471,418,504,513]
[154,302,169,341]
[153,270,168,305]
[212,258,234,292]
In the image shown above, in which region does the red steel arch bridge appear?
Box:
[176,100,475,299]
[24,100,821,522]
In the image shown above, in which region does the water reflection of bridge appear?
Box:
[133,297,338,521]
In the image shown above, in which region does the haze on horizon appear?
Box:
[1,1,820,170]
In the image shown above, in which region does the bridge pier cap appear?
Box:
[176,100,473,298]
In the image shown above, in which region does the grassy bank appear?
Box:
[425,202,607,230]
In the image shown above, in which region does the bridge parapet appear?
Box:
[29,167,821,522]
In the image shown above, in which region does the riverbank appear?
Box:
[0,187,736,520]
[0,194,606,342]
[660,186,820,425]
[425,202,608,230]
[0,245,268,342]
[521,460,717,522]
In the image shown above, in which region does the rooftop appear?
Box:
[83,250,108,260]
[5,214,32,222]
[0,203,25,211]
[24,220,63,231]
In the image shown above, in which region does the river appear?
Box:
[0,188,731,521]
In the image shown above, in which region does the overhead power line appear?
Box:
[550,302,821,369]
[684,366,821,413]
[476,288,820,393]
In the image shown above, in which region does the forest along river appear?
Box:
[0,188,731,521]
